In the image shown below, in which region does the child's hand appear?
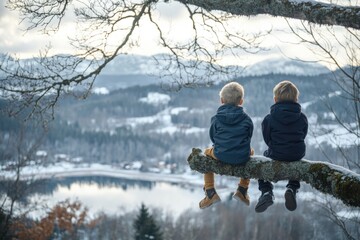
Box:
[250,148,254,156]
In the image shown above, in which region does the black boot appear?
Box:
[255,190,274,213]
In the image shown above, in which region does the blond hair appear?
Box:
[219,82,244,105]
[273,80,299,102]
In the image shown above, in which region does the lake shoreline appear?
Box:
[2,162,204,187]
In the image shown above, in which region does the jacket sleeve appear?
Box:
[209,117,216,144]
[262,115,271,146]
[249,118,254,138]
[302,113,308,138]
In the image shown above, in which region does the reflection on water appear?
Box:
[24,176,203,218]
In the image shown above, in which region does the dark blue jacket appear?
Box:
[210,104,253,165]
[262,102,308,161]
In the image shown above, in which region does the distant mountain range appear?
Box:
[0,52,332,94]
[100,54,330,76]
[0,53,330,77]
[93,54,331,90]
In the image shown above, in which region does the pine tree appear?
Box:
[133,204,163,240]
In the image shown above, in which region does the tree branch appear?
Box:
[179,0,360,30]
[187,148,360,208]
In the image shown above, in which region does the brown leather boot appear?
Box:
[233,186,250,206]
[199,188,221,209]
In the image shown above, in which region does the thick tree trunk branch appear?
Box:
[187,148,360,208]
[178,0,360,29]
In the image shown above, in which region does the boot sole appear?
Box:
[255,200,273,213]
[285,190,297,211]
[232,194,250,206]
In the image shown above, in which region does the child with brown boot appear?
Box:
[199,82,254,209]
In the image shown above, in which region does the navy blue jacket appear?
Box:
[210,104,253,165]
[262,102,308,161]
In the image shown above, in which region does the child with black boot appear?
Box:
[255,80,308,213]
[199,82,254,209]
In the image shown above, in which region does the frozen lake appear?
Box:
[26,175,205,219]
[22,173,321,220]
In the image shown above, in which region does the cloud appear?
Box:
[0,1,5,16]
[0,2,77,57]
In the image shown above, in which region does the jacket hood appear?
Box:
[215,104,247,125]
[270,102,302,125]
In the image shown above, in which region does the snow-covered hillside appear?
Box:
[242,57,329,76]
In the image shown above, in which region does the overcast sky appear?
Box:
[0,0,355,69]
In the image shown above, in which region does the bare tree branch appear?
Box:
[7,0,71,33]
[1,0,267,119]
[322,200,360,240]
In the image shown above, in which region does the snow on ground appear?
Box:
[302,90,341,110]
[154,126,206,135]
[1,161,203,186]
[170,107,188,115]
[126,114,166,126]
[139,92,171,106]
[92,87,110,95]
[307,122,359,148]
[301,100,316,110]
[126,107,207,135]
[337,210,360,219]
